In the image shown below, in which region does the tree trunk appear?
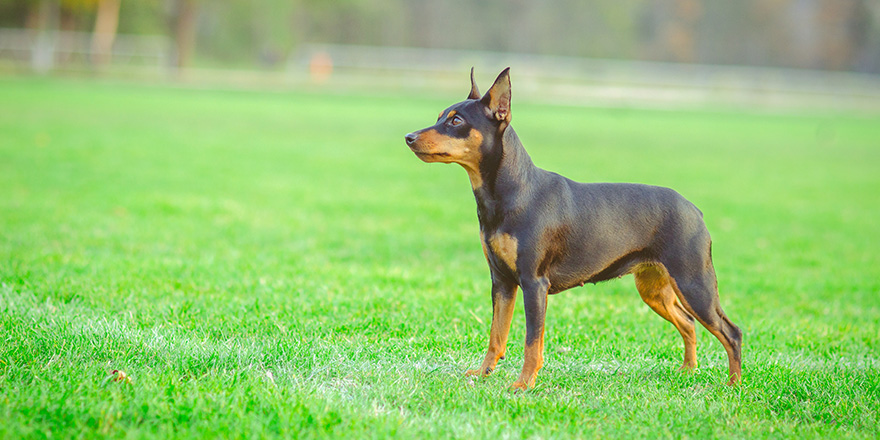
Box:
[90,0,120,68]
[29,0,60,73]
[174,0,198,70]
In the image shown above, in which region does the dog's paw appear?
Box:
[677,363,697,374]
[508,380,529,392]
[465,366,493,377]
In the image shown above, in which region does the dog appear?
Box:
[404,68,742,390]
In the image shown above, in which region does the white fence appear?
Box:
[291,44,880,112]
[0,28,169,73]
[2,29,879,112]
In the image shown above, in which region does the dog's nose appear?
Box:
[405,132,418,145]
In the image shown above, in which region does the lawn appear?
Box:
[1,77,878,439]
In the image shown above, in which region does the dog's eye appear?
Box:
[448,115,464,127]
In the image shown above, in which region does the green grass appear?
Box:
[1,77,878,439]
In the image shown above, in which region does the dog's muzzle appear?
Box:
[405,132,418,146]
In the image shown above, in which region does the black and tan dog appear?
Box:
[404,68,742,390]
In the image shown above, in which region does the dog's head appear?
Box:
[404,68,512,187]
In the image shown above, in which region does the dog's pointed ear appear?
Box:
[467,67,481,100]
[480,67,511,123]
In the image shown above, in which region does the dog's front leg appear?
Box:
[466,277,517,377]
[511,276,549,391]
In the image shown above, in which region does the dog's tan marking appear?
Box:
[489,233,518,273]
[437,110,456,121]
[480,231,489,261]
[412,128,484,189]
[634,263,697,371]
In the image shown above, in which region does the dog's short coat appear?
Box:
[405,68,742,390]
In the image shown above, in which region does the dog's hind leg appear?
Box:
[634,264,697,371]
[664,247,743,385]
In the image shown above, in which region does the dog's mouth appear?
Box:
[412,150,451,161]
[414,151,450,158]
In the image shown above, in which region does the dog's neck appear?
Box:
[473,126,536,231]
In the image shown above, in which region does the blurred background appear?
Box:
[2,0,880,110]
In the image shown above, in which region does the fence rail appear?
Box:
[2,29,879,112]
[0,28,169,73]
[292,44,880,112]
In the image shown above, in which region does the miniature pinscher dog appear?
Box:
[404,68,742,390]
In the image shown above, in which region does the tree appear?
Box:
[171,0,198,70]
[90,0,120,66]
